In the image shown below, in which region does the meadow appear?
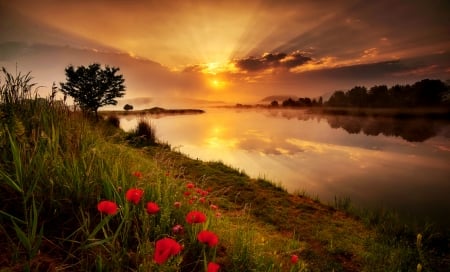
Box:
[0,69,448,271]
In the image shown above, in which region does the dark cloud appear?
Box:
[234,51,311,72]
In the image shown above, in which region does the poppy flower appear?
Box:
[200,190,209,196]
[174,201,182,208]
[97,200,118,215]
[153,237,182,264]
[197,230,219,247]
[199,197,206,204]
[146,202,160,214]
[183,191,191,197]
[207,262,220,272]
[132,171,143,179]
[186,182,195,189]
[210,204,218,210]
[125,188,144,204]
[186,210,207,224]
[291,254,299,264]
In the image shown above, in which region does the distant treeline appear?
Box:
[271,79,450,108]
[270,96,323,107]
[326,79,449,108]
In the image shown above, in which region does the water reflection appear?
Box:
[262,109,450,142]
[119,108,450,227]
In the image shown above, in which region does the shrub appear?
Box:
[105,114,120,128]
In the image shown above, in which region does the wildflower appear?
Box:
[186,182,195,189]
[146,202,160,214]
[186,210,207,224]
[215,212,222,218]
[172,224,184,234]
[174,201,182,208]
[290,254,299,264]
[183,191,191,197]
[153,237,182,264]
[210,204,218,210]
[125,188,144,204]
[132,171,143,179]
[198,230,219,247]
[97,200,118,215]
[199,197,206,204]
[200,190,209,196]
[207,262,220,272]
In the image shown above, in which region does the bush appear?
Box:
[106,114,120,128]
[126,119,157,146]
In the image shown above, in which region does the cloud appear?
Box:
[234,51,311,72]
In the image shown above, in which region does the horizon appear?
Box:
[1,0,449,108]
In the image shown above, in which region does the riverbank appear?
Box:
[1,99,449,271]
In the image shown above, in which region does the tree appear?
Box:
[60,63,126,118]
[123,104,134,111]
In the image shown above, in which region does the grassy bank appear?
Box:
[1,72,448,271]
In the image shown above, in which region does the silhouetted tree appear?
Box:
[347,86,368,107]
[124,104,134,111]
[60,63,126,118]
[327,91,347,107]
[368,85,389,107]
[270,100,279,107]
[282,98,297,107]
[411,79,447,107]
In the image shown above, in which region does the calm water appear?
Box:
[120,108,450,226]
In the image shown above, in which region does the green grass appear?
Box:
[1,69,449,271]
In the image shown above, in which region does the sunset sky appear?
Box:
[1,0,449,108]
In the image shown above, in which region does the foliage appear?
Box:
[60,63,125,118]
[123,103,133,111]
[326,79,449,108]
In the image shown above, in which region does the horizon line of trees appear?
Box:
[326,79,450,108]
[270,79,449,109]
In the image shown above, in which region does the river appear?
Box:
[119,108,450,227]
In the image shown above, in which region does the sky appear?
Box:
[1,0,449,108]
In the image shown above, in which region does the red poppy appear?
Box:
[125,188,144,204]
[186,182,195,189]
[174,201,182,208]
[183,191,191,197]
[291,254,299,264]
[186,210,207,224]
[132,171,143,179]
[200,190,209,196]
[146,202,160,214]
[153,237,182,264]
[97,200,118,215]
[207,262,220,272]
[210,204,218,210]
[197,230,219,247]
[199,197,206,204]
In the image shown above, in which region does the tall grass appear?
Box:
[2,68,446,271]
[0,69,301,271]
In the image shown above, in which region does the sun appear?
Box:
[209,78,226,89]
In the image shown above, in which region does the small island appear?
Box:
[101,106,205,116]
